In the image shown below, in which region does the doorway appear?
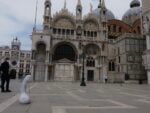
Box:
[87,70,94,81]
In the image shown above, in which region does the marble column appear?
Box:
[147,71,150,84]
[102,56,106,83]
[45,65,48,82]
[31,50,36,81]
[31,64,35,81]
[146,35,150,50]
[45,51,49,82]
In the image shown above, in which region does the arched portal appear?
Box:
[53,43,77,62]
[36,43,46,62]
[34,42,46,81]
[52,42,77,81]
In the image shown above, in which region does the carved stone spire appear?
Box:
[101,0,106,9]
[77,0,81,6]
[64,0,67,9]
[76,0,82,20]
[43,0,52,30]
[98,0,101,8]
[90,3,93,13]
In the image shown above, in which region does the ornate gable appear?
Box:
[83,13,99,31]
[52,9,76,29]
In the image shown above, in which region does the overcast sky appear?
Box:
[0,0,141,50]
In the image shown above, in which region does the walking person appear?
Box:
[104,74,108,84]
[0,58,11,92]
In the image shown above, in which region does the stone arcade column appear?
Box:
[147,71,150,84]
[31,50,36,81]
[31,60,35,81]
[142,0,150,84]
[146,35,150,50]
[101,56,105,83]
[98,56,102,82]
[45,51,50,82]
[143,18,150,84]
[146,36,150,85]
[45,65,48,82]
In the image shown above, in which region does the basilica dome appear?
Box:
[92,8,115,20]
[122,0,142,25]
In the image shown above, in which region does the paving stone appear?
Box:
[0,81,150,113]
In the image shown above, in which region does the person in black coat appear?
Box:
[0,58,11,92]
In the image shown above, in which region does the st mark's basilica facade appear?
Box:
[31,0,147,82]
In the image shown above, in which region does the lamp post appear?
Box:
[80,52,86,86]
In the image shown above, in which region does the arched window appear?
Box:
[91,32,93,37]
[87,31,90,37]
[86,57,95,67]
[108,61,115,71]
[112,62,115,71]
[36,43,46,62]
[103,11,106,15]
[119,27,122,32]
[66,29,70,35]
[137,26,141,34]
[53,28,56,34]
[45,6,50,16]
[62,29,65,35]
[71,30,74,35]
[94,32,97,37]
[92,60,95,67]
[109,62,111,71]
[108,26,111,32]
[113,25,116,32]
[58,29,61,34]
[84,31,86,36]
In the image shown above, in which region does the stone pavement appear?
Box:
[0,80,20,104]
[0,81,150,113]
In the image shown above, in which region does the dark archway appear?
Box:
[34,42,46,81]
[36,43,46,62]
[53,44,76,61]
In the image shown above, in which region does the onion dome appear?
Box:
[130,0,140,8]
[92,8,115,20]
[122,0,141,25]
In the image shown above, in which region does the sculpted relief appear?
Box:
[85,44,99,56]
[84,21,98,31]
[54,18,74,29]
